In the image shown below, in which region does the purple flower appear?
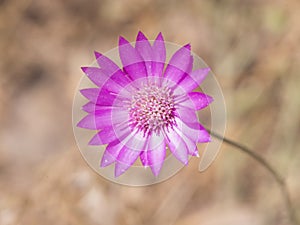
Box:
[77,32,213,177]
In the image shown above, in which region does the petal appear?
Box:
[151,32,166,77]
[135,31,153,76]
[95,92,118,106]
[174,117,210,143]
[94,51,121,75]
[164,44,192,84]
[80,88,125,107]
[78,108,129,130]
[123,129,147,152]
[81,67,124,93]
[111,123,132,141]
[110,70,132,87]
[82,102,117,113]
[98,127,146,171]
[80,88,100,103]
[178,68,210,92]
[89,127,117,145]
[115,146,141,177]
[173,125,197,155]
[174,94,195,109]
[140,151,148,166]
[119,36,147,80]
[165,128,189,165]
[197,125,211,143]
[82,102,99,113]
[147,134,166,176]
[115,130,148,177]
[101,149,117,167]
[147,145,166,176]
[152,32,166,63]
[175,105,199,128]
[100,140,124,167]
[140,133,164,165]
[77,110,112,130]
[135,31,152,62]
[188,92,213,110]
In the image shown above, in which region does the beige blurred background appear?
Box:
[0,0,300,224]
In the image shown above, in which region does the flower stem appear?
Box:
[209,130,298,225]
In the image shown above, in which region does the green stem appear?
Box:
[209,130,298,225]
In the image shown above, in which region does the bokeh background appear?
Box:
[0,0,299,224]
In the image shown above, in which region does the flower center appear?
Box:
[129,84,176,136]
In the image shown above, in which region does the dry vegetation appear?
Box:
[0,0,300,224]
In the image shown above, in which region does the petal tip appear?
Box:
[155,32,164,41]
[100,160,108,168]
[76,119,85,128]
[114,166,126,177]
[88,137,101,146]
[79,88,88,96]
[81,67,88,73]
[204,67,211,72]
[100,156,112,168]
[150,165,162,177]
[137,31,148,41]
[94,51,102,58]
[119,36,129,46]
[184,43,191,51]
[207,95,214,104]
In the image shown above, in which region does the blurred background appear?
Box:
[0,0,300,224]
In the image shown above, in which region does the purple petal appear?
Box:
[93,52,133,87]
[80,88,100,103]
[141,133,166,166]
[165,128,189,165]
[82,65,131,90]
[82,102,100,113]
[121,129,147,152]
[197,125,211,143]
[115,147,141,177]
[151,32,166,77]
[95,89,123,106]
[79,108,129,130]
[82,102,117,113]
[77,112,112,130]
[110,70,132,87]
[186,55,193,74]
[173,126,197,156]
[119,36,147,80]
[135,31,152,61]
[175,106,199,128]
[81,67,124,93]
[80,88,125,107]
[174,117,210,143]
[135,31,153,76]
[148,146,166,176]
[147,134,166,176]
[176,97,210,140]
[94,51,121,75]
[152,32,166,62]
[188,92,213,110]
[164,44,192,84]
[179,68,210,92]
[89,127,117,145]
[140,151,148,166]
[101,150,117,167]
[100,140,124,167]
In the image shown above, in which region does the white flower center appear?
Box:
[129,84,176,136]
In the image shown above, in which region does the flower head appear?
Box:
[77,32,213,177]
